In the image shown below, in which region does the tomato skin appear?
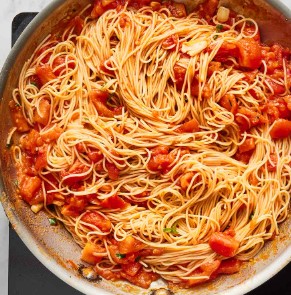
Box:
[270,119,291,139]
[162,34,178,50]
[100,195,129,210]
[82,211,111,232]
[267,153,277,172]
[35,145,48,171]
[209,232,239,257]
[33,99,50,126]
[88,150,104,163]
[52,56,75,76]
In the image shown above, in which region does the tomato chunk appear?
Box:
[118,236,145,254]
[9,100,30,133]
[100,195,129,210]
[121,262,142,277]
[219,93,238,114]
[177,118,200,133]
[270,119,291,139]
[81,242,105,265]
[236,38,262,69]
[209,232,239,257]
[216,258,242,274]
[19,175,42,205]
[105,161,119,180]
[60,160,90,185]
[36,64,57,85]
[238,138,255,153]
[82,211,111,232]
[33,99,50,125]
[89,90,122,117]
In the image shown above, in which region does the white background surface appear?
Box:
[0,0,290,295]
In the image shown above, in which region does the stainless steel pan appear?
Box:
[0,1,291,294]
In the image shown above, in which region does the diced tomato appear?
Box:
[35,64,57,85]
[162,34,178,50]
[177,118,200,133]
[283,95,291,111]
[61,195,88,217]
[91,1,106,18]
[60,160,90,186]
[35,145,48,171]
[209,232,239,257]
[121,262,142,277]
[173,64,186,90]
[243,70,259,83]
[120,268,159,289]
[216,258,242,274]
[243,25,260,42]
[100,59,115,76]
[52,56,75,76]
[191,78,211,99]
[264,78,285,95]
[239,138,255,153]
[198,0,219,20]
[207,61,221,76]
[89,90,122,117]
[41,126,63,143]
[33,99,50,125]
[182,260,221,287]
[214,42,238,62]
[105,161,119,180]
[88,149,104,163]
[81,242,105,265]
[262,97,291,122]
[235,150,253,164]
[270,119,291,139]
[20,129,43,155]
[267,153,277,172]
[219,93,238,114]
[9,100,30,133]
[19,175,42,205]
[167,2,186,18]
[30,75,42,88]
[147,146,176,173]
[236,38,262,70]
[71,15,84,35]
[94,266,121,281]
[82,211,111,232]
[118,236,145,254]
[235,106,267,132]
[100,195,129,210]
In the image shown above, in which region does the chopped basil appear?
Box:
[163,223,178,234]
[213,35,218,40]
[216,24,223,32]
[31,81,38,87]
[116,253,126,259]
[48,218,57,226]
[249,213,254,220]
[6,142,12,148]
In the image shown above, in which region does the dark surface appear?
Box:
[8,12,291,295]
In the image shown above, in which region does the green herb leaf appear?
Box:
[249,213,254,220]
[216,24,223,32]
[31,81,38,87]
[213,35,218,40]
[116,253,126,259]
[48,218,57,226]
[163,224,178,234]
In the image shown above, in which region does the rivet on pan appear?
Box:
[149,288,175,295]
[78,264,102,282]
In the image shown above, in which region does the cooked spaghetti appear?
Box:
[8,0,291,290]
